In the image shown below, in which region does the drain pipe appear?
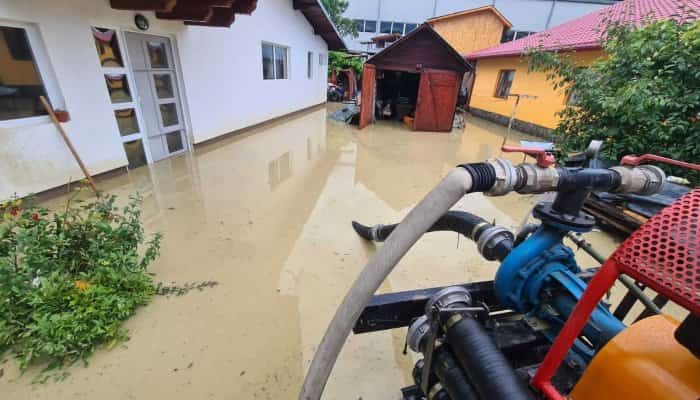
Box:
[299,163,503,400]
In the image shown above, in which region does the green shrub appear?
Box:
[528,19,700,183]
[0,193,161,377]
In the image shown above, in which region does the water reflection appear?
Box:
[8,108,622,400]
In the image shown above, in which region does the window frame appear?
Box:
[307,51,313,79]
[354,19,364,33]
[262,42,289,80]
[391,22,405,35]
[494,69,515,99]
[0,19,64,128]
[379,21,391,34]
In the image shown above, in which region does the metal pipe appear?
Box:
[565,232,661,315]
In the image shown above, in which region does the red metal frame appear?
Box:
[531,189,700,399]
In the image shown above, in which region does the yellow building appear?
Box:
[427,6,512,56]
[465,0,688,137]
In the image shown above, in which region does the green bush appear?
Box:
[528,19,700,183]
[329,50,364,76]
[0,193,161,377]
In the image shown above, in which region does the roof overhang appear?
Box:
[109,0,347,49]
[110,0,258,27]
[292,0,347,50]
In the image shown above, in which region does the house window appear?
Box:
[501,30,537,43]
[307,51,313,79]
[380,21,391,34]
[262,43,288,80]
[364,20,377,33]
[405,23,418,33]
[567,90,580,105]
[0,25,51,121]
[495,70,515,99]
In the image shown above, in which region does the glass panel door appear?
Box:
[125,32,188,163]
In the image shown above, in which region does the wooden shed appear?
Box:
[359,23,472,132]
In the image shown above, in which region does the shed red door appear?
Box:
[359,64,376,129]
[414,69,461,132]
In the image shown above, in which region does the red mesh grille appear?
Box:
[613,189,700,315]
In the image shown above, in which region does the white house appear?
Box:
[0,0,345,201]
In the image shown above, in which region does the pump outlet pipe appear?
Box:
[299,163,499,400]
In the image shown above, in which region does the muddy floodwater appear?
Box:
[4,105,643,399]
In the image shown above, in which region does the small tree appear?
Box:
[321,0,358,38]
[528,19,700,183]
[328,50,363,76]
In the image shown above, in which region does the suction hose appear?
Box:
[300,165,495,399]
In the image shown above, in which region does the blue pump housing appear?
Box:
[494,224,625,359]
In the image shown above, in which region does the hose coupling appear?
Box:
[609,165,665,195]
[407,315,431,353]
[516,163,560,194]
[485,158,518,196]
[476,226,514,261]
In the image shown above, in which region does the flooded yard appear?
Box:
[4,105,624,399]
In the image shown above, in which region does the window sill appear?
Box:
[0,115,51,129]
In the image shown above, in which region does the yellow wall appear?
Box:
[0,33,41,86]
[470,50,605,129]
[430,11,506,55]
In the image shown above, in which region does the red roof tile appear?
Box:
[467,0,699,59]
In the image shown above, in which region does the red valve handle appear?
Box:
[620,154,700,171]
[501,145,556,168]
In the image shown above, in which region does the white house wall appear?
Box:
[0,0,329,201]
[178,0,328,144]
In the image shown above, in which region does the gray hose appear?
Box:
[300,168,474,399]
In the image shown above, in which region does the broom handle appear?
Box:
[39,96,98,194]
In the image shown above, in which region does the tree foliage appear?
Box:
[528,19,700,183]
[0,194,161,379]
[320,0,358,38]
[328,50,363,76]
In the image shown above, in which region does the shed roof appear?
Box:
[467,0,698,60]
[427,5,512,29]
[367,23,472,73]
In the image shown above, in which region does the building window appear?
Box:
[0,25,51,121]
[262,43,288,80]
[354,19,364,32]
[495,70,515,99]
[405,23,418,34]
[566,89,581,105]
[354,19,377,33]
[307,51,313,79]
[391,22,405,35]
[319,53,326,66]
[501,30,536,43]
[380,21,391,34]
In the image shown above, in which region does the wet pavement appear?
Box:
[3,105,632,399]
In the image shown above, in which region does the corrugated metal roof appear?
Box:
[467,0,699,59]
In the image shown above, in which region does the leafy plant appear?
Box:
[527,18,700,183]
[0,193,161,377]
[320,0,357,38]
[328,50,364,76]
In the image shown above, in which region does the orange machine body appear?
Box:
[571,314,700,400]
